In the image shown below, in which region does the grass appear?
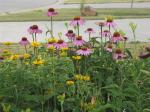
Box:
[1,8,150,22]
[64,0,150,4]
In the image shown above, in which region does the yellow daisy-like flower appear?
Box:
[48,38,58,43]
[66,80,74,86]
[33,58,44,65]
[3,42,13,45]
[23,54,31,59]
[10,54,20,60]
[31,42,40,47]
[61,47,69,51]
[47,46,55,51]
[60,51,67,57]
[3,50,10,54]
[83,76,90,81]
[72,56,81,60]
[74,74,83,80]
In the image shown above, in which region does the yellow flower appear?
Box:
[23,54,31,59]
[10,54,20,60]
[48,38,58,43]
[83,76,90,81]
[60,51,67,57]
[74,74,83,80]
[33,58,44,65]
[72,56,81,60]
[47,46,55,51]
[31,42,40,47]
[75,74,91,81]
[3,50,10,54]
[66,80,74,86]
[61,47,68,51]
[3,42,13,45]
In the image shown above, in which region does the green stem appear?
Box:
[51,16,53,37]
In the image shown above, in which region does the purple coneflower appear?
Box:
[19,37,30,53]
[19,37,30,46]
[95,22,105,27]
[0,56,4,62]
[123,36,128,41]
[28,25,42,34]
[111,31,123,43]
[66,30,76,41]
[105,44,113,52]
[85,28,95,34]
[101,30,111,38]
[145,47,150,52]
[113,49,124,60]
[76,47,92,56]
[47,8,58,17]
[105,16,116,28]
[70,16,85,26]
[54,39,67,49]
[139,53,150,59]
[73,36,85,47]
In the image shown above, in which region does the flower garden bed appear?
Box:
[0,8,150,112]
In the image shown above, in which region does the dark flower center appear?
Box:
[113,32,120,37]
[115,49,122,54]
[139,53,150,59]
[107,18,113,22]
[104,30,109,33]
[48,41,54,44]
[0,57,4,60]
[30,25,38,30]
[87,28,93,31]
[22,37,27,41]
[57,40,64,44]
[74,16,81,21]
[76,36,82,40]
[68,30,73,34]
[146,47,150,52]
[123,37,128,41]
[48,8,55,12]
[81,47,88,51]
[108,44,113,49]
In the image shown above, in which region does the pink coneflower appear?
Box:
[19,37,30,46]
[101,30,111,37]
[123,36,128,41]
[47,41,55,48]
[105,44,113,52]
[28,25,42,34]
[139,53,150,59]
[47,8,58,17]
[73,36,85,47]
[0,56,4,62]
[95,22,105,27]
[105,16,116,28]
[70,16,85,26]
[76,47,92,56]
[111,31,123,43]
[66,30,76,40]
[54,39,67,49]
[85,28,95,34]
[145,47,150,52]
[113,49,124,59]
